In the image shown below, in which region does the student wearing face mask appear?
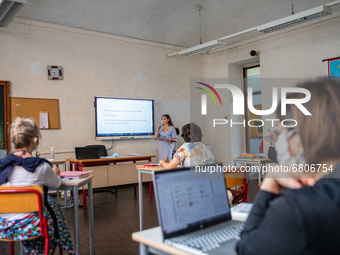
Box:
[0,118,74,254]
[270,124,305,165]
[237,78,340,255]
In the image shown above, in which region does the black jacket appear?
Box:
[237,164,340,255]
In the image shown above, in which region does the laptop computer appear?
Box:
[152,164,244,255]
[75,147,100,160]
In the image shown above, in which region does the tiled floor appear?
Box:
[0,184,159,255]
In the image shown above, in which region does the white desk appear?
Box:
[132,200,251,255]
[132,226,189,255]
[57,175,94,255]
[50,159,68,172]
[232,158,277,183]
[136,165,164,231]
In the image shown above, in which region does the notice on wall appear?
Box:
[39,112,49,129]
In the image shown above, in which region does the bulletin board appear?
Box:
[11,97,60,129]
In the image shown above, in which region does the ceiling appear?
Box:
[16,0,335,48]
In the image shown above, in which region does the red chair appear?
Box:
[0,185,52,255]
[225,168,248,203]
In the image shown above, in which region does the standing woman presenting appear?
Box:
[154,114,177,162]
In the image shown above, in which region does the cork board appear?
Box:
[11,97,60,129]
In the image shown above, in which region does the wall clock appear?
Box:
[47,66,62,80]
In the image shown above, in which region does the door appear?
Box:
[0,81,11,151]
[243,66,262,154]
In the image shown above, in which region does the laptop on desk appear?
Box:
[152,164,244,255]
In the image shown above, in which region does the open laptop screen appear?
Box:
[153,165,232,239]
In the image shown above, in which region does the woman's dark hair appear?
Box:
[181,123,202,143]
[278,78,340,164]
[162,114,174,126]
[175,127,180,135]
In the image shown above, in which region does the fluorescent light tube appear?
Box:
[178,39,227,57]
[0,0,27,27]
[257,5,332,33]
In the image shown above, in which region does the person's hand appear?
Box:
[159,159,166,166]
[166,138,171,142]
[261,170,318,195]
[157,124,161,130]
[53,166,61,176]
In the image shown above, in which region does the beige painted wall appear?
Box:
[0,18,203,161]
[198,14,340,165]
[1,14,339,164]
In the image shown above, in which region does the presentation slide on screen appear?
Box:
[96,98,153,135]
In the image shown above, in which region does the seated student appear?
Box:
[160,123,234,206]
[159,122,216,169]
[0,117,74,254]
[237,78,340,254]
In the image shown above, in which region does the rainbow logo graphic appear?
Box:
[196,82,223,106]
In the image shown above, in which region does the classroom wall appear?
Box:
[1,14,339,164]
[0,18,203,161]
[196,14,340,165]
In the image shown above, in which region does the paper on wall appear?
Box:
[39,112,49,129]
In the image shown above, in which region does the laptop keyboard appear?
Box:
[170,222,244,254]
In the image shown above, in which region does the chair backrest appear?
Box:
[85,145,108,157]
[224,168,245,188]
[0,185,43,214]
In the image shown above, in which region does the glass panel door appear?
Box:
[243,66,262,154]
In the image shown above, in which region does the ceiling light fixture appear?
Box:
[178,39,227,57]
[168,0,340,57]
[0,0,27,27]
[168,5,229,57]
[256,5,332,33]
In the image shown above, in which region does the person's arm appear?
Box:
[43,163,62,189]
[166,138,177,142]
[236,190,306,255]
[154,124,161,140]
[160,143,186,168]
[160,157,180,169]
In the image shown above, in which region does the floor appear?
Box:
[0,181,258,255]
[0,184,159,255]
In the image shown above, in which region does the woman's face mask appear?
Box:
[275,130,306,165]
[32,137,39,152]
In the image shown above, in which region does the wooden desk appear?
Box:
[69,155,155,208]
[232,158,277,183]
[136,165,165,231]
[69,155,155,172]
[58,176,94,255]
